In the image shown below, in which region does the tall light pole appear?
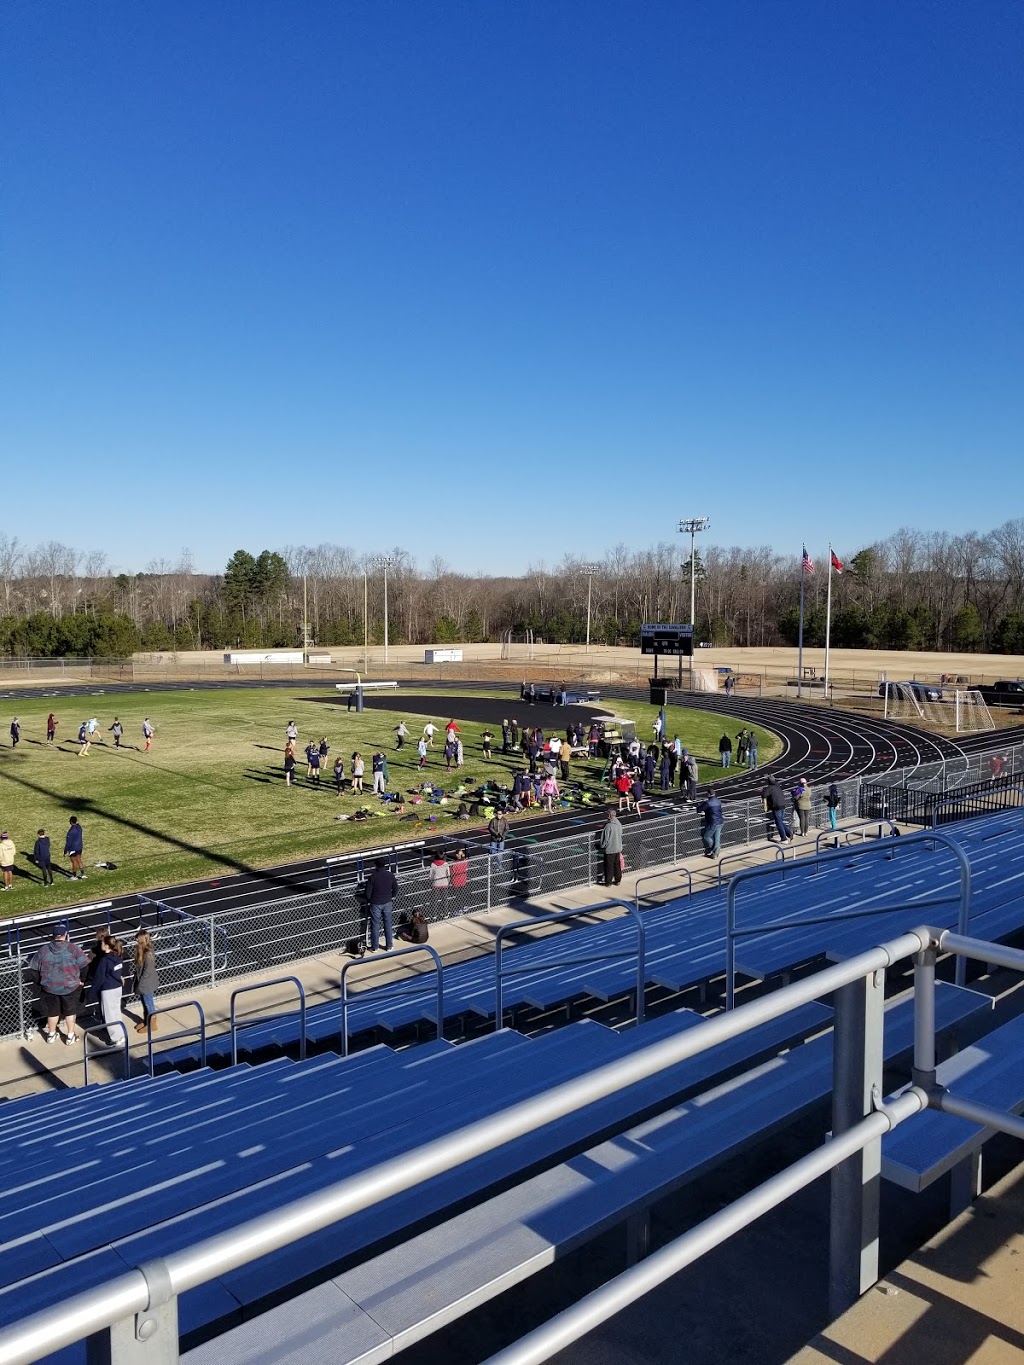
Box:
[678,517,710,684]
[581,563,600,652]
[373,555,395,667]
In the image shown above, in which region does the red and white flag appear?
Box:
[830,549,844,574]
[801,546,814,575]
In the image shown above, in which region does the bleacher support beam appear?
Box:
[828,966,885,1319]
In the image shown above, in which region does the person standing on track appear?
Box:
[34,829,54,886]
[597,808,624,886]
[65,815,86,878]
[681,750,698,802]
[0,832,15,891]
[747,733,759,769]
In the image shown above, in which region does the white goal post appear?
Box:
[954,689,995,733]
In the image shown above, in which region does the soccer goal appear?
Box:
[880,682,925,720]
[500,628,535,661]
[953,689,995,734]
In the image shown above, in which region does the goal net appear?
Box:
[953,690,995,734]
[880,682,925,720]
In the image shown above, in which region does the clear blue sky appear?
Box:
[2,2,1021,575]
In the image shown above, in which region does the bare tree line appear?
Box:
[1,520,1023,655]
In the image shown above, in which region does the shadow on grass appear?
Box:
[0,766,314,896]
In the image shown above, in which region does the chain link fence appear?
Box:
[5,739,1024,1043]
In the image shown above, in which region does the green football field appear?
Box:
[0,687,780,913]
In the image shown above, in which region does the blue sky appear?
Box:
[2,1,1022,576]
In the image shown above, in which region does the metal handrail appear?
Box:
[82,1018,130,1086]
[483,928,1024,1365]
[0,925,937,1365]
[725,828,973,1008]
[814,818,899,855]
[717,845,785,889]
[229,976,306,1065]
[339,944,444,1056]
[931,784,1024,829]
[494,901,646,1029]
[145,1000,208,1077]
[633,866,693,912]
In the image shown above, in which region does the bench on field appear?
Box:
[180,985,987,1365]
[882,1009,1024,1214]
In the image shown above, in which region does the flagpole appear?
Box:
[824,542,833,699]
[797,551,805,699]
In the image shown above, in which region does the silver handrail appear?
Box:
[717,844,785,889]
[145,1000,208,1076]
[82,1018,131,1086]
[931,784,1024,829]
[494,901,646,1029]
[725,828,973,1008]
[0,926,936,1365]
[814,818,899,855]
[230,976,306,1065]
[339,944,444,1056]
[633,866,693,912]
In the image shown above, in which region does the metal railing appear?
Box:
[8,923,1024,1363]
[725,829,973,1008]
[633,866,693,911]
[494,902,646,1029]
[82,1018,131,1086]
[145,1000,207,1076]
[931,782,1024,828]
[717,844,786,888]
[339,945,444,1057]
[229,977,307,1065]
[480,929,1024,1365]
[814,818,898,854]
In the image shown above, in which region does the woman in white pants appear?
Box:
[92,935,125,1045]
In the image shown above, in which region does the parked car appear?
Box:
[977,680,1024,707]
[878,681,943,703]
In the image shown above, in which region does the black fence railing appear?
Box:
[860,775,1024,827]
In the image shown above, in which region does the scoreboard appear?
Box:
[640,624,694,657]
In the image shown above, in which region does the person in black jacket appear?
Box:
[762,774,793,843]
[33,830,54,886]
[365,858,398,953]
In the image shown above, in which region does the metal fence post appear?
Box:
[828,964,885,1318]
[209,919,217,988]
[16,956,26,1039]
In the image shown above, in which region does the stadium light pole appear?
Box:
[581,564,600,652]
[679,517,710,686]
[374,555,395,667]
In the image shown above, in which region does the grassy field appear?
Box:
[0,687,781,913]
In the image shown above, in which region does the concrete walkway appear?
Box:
[788,1161,1024,1364]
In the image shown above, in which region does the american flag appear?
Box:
[802,546,814,575]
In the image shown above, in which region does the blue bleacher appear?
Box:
[4,983,990,1365]
[0,993,861,1358]
[157,813,1024,1070]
